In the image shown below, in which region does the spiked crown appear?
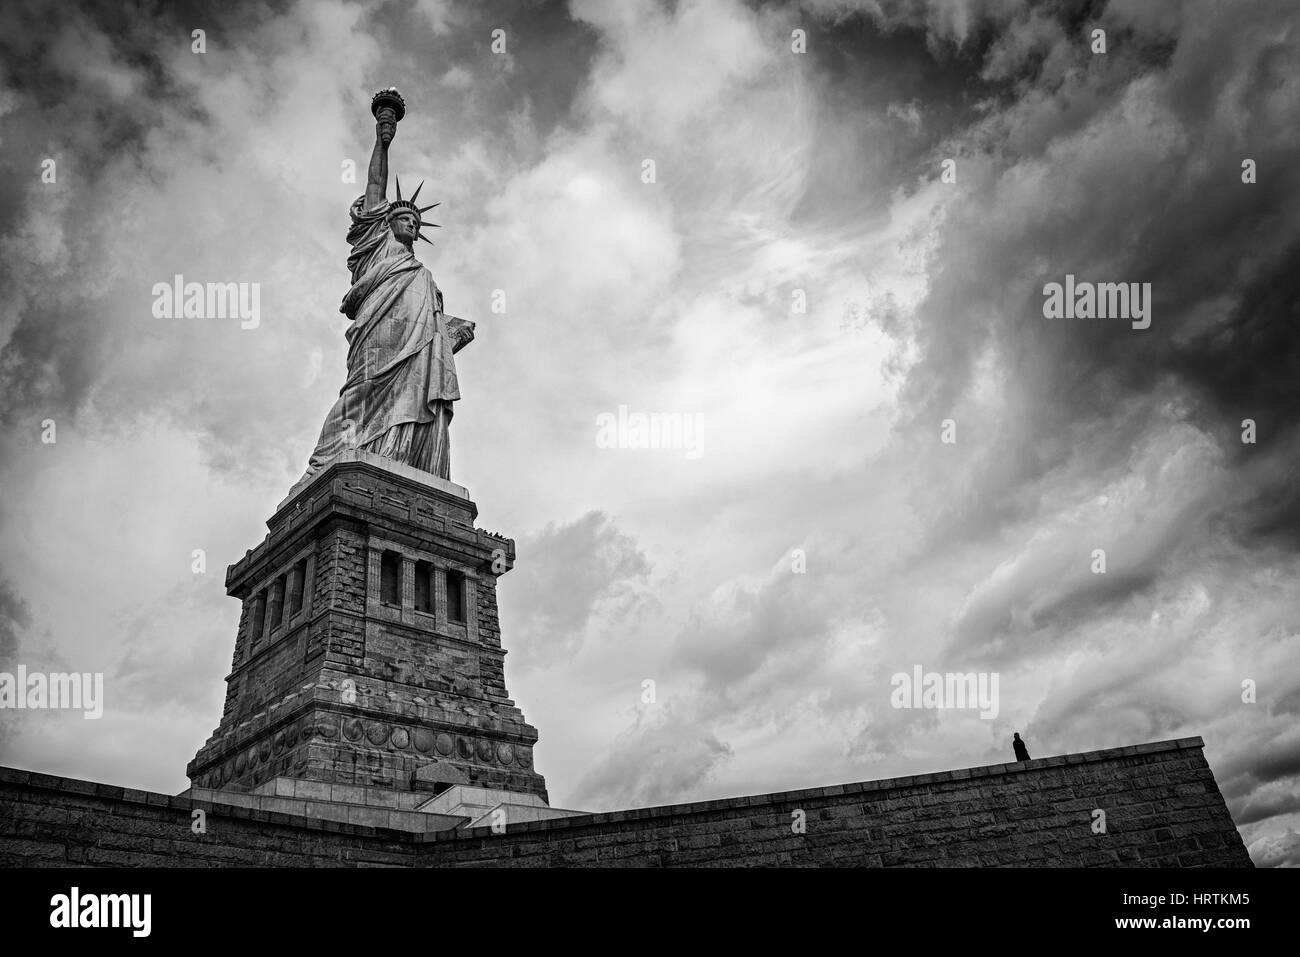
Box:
[389,176,441,244]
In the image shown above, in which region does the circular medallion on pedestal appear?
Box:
[343,717,364,742]
[391,728,410,749]
[318,715,339,739]
[435,733,453,756]
[496,743,514,765]
[266,734,279,758]
[476,739,493,762]
[414,729,435,753]
[221,761,233,784]
[235,751,248,775]
[365,722,388,745]
[456,737,472,758]
[517,748,532,768]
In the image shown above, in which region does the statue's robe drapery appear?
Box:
[304,196,473,480]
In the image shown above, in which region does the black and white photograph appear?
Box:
[0,0,1294,934]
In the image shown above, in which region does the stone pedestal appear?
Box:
[186,451,547,802]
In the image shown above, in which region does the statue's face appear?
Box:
[390,211,417,245]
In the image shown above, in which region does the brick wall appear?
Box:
[0,770,417,867]
[421,737,1251,867]
[0,737,1251,867]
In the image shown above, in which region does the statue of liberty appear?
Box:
[303,88,474,482]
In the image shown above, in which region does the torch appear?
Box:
[371,87,407,124]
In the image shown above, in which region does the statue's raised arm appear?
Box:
[366,89,402,211]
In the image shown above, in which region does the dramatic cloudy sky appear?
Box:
[1,0,1297,865]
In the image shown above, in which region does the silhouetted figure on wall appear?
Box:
[1013,732,1031,761]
